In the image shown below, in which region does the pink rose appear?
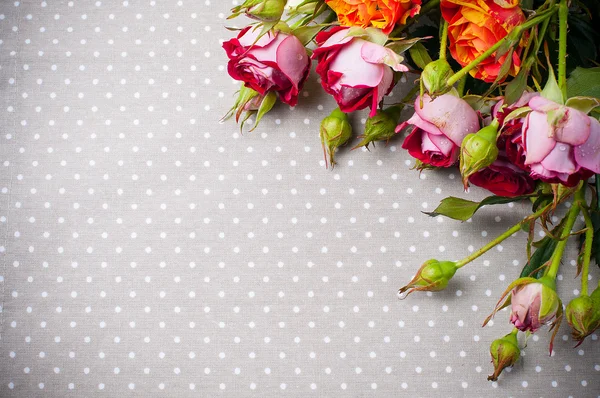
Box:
[397,94,480,167]
[223,27,310,106]
[522,96,600,186]
[312,27,408,117]
[510,282,560,332]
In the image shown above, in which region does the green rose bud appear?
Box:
[230,0,285,22]
[398,259,458,298]
[353,106,402,150]
[488,330,520,381]
[320,108,353,168]
[565,286,600,345]
[221,86,277,132]
[460,119,500,189]
[422,59,454,96]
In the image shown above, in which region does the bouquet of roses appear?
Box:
[222,0,600,381]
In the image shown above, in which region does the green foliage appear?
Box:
[425,194,537,222]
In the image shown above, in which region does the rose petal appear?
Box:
[574,117,600,173]
[523,111,557,165]
[414,94,479,146]
[539,143,578,175]
[329,39,384,88]
[275,35,309,88]
[360,41,408,72]
[423,132,455,157]
[554,107,591,146]
[238,27,277,48]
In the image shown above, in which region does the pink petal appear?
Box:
[575,117,600,173]
[275,35,308,88]
[423,132,455,156]
[329,39,384,88]
[319,28,354,49]
[414,94,479,146]
[238,27,277,47]
[554,107,591,146]
[404,112,444,136]
[528,96,561,112]
[539,143,578,174]
[360,41,408,72]
[523,111,557,165]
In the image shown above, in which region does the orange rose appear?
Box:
[326,0,422,35]
[441,0,526,83]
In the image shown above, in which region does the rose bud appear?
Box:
[230,0,285,22]
[320,108,353,168]
[510,280,560,333]
[312,26,409,117]
[565,287,600,345]
[325,0,421,35]
[353,106,402,150]
[522,96,600,186]
[421,59,454,96]
[398,259,458,298]
[397,93,480,168]
[460,120,500,189]
[487,330,520,381]
[468,152,536,197]
[441,0,526,83]
[222,85,277,131]
[223,26,310,107]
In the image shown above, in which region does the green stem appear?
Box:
[595,174,600,211]
[456,204,551,268]
[456,75,467,97]
[546,188,584,279]
[580,205,593,295]
[439,20,448,60]
[557,0,568,100]
[445,7,557,87]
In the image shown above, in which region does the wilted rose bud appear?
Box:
[566,287,600,345]
[460,119,500,189]
[488,330,520,381]
[230,0,285,22]
[510,278,560,333]
[320,108,353,168]
[421,59,454,95]
[398,259,458,298]
[353,106,402,150]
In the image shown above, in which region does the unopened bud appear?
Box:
[398,259,458,298]
[422,59,453,95]
[230,0,285,22]
[461,120,499,189]
[566,287,600,345]
[488,330,520,381]
[320,108,353,168]
[353,106,402,150]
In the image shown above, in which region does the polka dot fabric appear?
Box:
[0,1,598,396]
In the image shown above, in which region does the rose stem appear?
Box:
[439,20,448,60]
[455,204,551,269]
[445,8,558,87]
[546,187,584,280]
[596,174,600,211]
[580,205,593,295]
[557,0,568,100]
[456,75,467,97]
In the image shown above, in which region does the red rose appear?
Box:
[468,153,536,197]
[223,27,310,106]
[312,26,408,117]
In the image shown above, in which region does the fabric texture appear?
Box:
[0,1,598,396]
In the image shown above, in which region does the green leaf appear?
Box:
[541,65,564,104]
[408,42,432,70]
[424,194,534,222]
[386,36,430,55]
[504,59,532,106]
[565,96,600,114]
[520,237,557,279]
[567,67,600,99]
[250,91,277,131]
[293,24,325,46]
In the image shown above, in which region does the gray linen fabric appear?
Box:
[0,1,598,397]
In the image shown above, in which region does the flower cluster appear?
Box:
[223,0,600,382]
